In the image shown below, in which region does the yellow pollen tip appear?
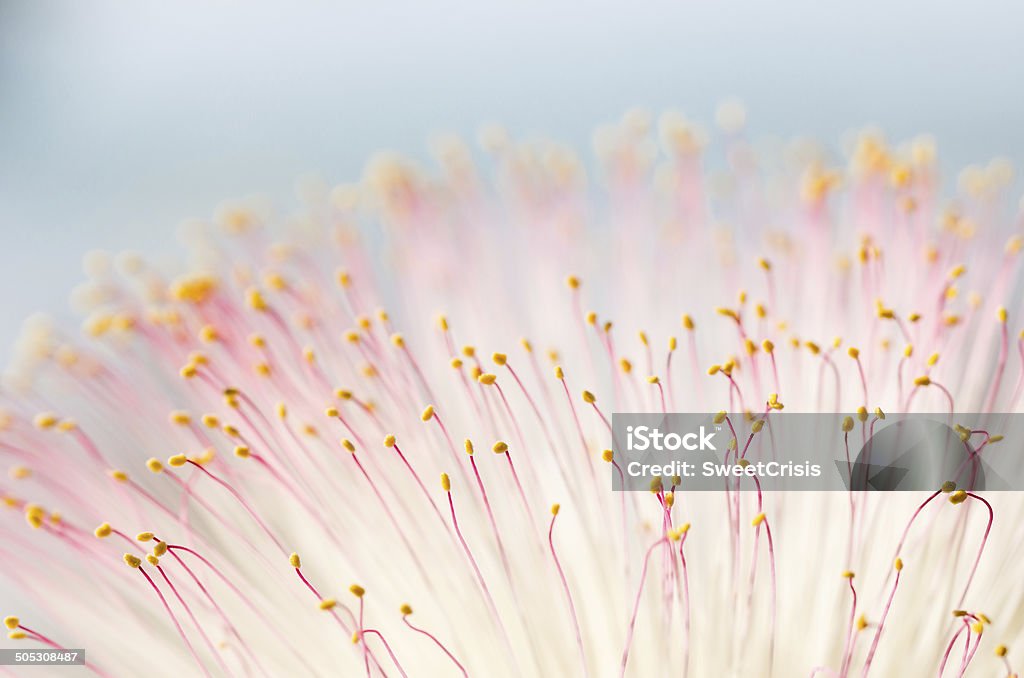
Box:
[950,490,968,504]
[179,363,198,379]
[842,416,854,432]
[856,615,868,631]
[421,405,435,422]
[894,557,904,571]
[566,275,581,290]
[146,554,160,566]
[941,481,957,493]
[914,375,931,386]
[582,390,596,403]
[325,407,339,418]
[8,631,26,640]
[234,445,251,458]
[647,375,659,384]
[123,553,142,568]
[464,439,474,455]
[340,439,355,453]
[492,353,507,366]
[168,454,187,468]
[602,449,613,462]
[441,473,451,492]
[842,571,855,579]
[461,345,475,358]
[108,469,128,482]
[136,532,154,542]
[551,503,560,516]
[319,598,337,610]
[3,617,18,630]
[400,604,413,616]
[145,458,163,473]
[289,553,301,568]
[478,373,497,385]
[848,347,860,359]
[554,365,564,379]
[94,522,112,538]
[996,644,1007,657]
[383,434,396,448]
[682,314,695,330]
[153,542,167,557]
[492,441,509,454]
[752,512,766,527]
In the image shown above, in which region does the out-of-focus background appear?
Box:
[1,0,1022,357]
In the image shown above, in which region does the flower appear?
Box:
[1,110,1022,676]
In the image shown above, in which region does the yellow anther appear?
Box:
[440,473,451,492]
[707,364,721,376]
[324,406,340,418]
[908,312,921,323]
[3,617,18,630]
[245,287,268,312]
[222,424,240,437]
[146,554,160,566]
[978,613,992,624]
[337,270,352,288]
[198,324,219,343]
[758,257,771,271]
[355,315,371,331]
[914,375,931,386]
[842,416,855,432]
[344,330,360,344]
[714,411,727,424]
[762,339,775,354]
[56,419,76,433]
[275,403,287,419]
[234,446,251,459]
[123,553,142,568]
[421,405,435,421]
[8,631,26,639]
[492,441,509,454]
[927,352,939,366]
[894,558,903,571]
[461,345,476,358]
[996,645,1007,657]
[664,493,674,507]
[551,503,560,516]
[435,314,449,332]
[179,363,198,379]
[383,434,396,448]
[842,571,855,579]
[990,434,1004,443]
[492,353,508,367]
[469,365,482,379]
[169,411,191,426]
[136,532,154,542]
[848,347,860,359]
[950,490,968,504]
[875,407,885,420]
[289,553,302,568]
[751,513,766,527]
[566,275,581,290]
[856,615,868,631]
[744,338,757,355]
[716,307,739,321]
[949,264,966,279]
[8,466,30,480]
[464,439,474,455]
[857,406,868,422]
[339,439,355,454]
[554,365,564,379]
[478,373,497,385]
[752,419,765,434]
[391,333,405,348]
[94,522,112,538]
[34,412,58,430]
[941,481,957,493]
[903,344,914,358]
[319,599,337,611]
[449,357,463,369]
[682,314,695,330]
[602,449,614,462]
[953,609,968,617]
[806,341,821,355]
[668,336,677,351]
[400,604,413,616]
[585,311,597,326]
[972,622,983,634]
[108,469,128,483]
[638,331,649,346]
[153,541,167,557]
[520,338,533,353]
[168,454,187,467]
[647,375,660,384]
[619,358,633,373]
[998,307,1008,323]
[582,390,596,404]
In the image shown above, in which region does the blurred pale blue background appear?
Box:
[2,0,1023,357]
